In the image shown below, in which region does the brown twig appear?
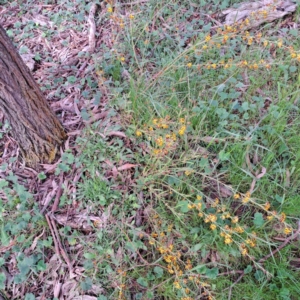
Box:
[259,220,300,264]
[45,214,61,261]
[45,214,73,273]
[49,217,73,272]
[218,270,244,276]
[227,271,244,300]
[119,0,150,5]
[51,172,64,212]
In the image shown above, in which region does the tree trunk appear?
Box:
[0,24,66,168]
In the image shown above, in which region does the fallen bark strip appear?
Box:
[221,0,297,28]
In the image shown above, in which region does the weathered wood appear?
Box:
[221,0,297,28]
[0,24,66,168]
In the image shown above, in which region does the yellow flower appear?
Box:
[263,40,268,47]
[197,195,202,201]
[240,247,248,256]
[196,202,202,210]
[161,123,169,129]
[174,281,181,289]
[242,195,250,204]
[185,170,192,176]
[178,125,186,136]
[210,224,217,230]
[171,133,177,141]
[202,45,208,50]
[284,227,292,235]
[264,202,271,211]
[179,118,185,124]
[267,215,274,221]
[277,40,283,48]
[246,238,256,248]
[153,149,161,156]
[155,136,164,147]
[186,62,192,68]
[231,216,239,224]
[149,239,155,245]
[211,198,219,207]
[129,14,135,20]
[291,52,297,58]
[280,212,286,223]
[206,214,217,222]
[224,237,233,244]
[120,56,125,62]
[107,6,113,13]
[135,130,142,137]
[234,193,240,199]
[167,224,173,232]
[234,226,244,233]
[205,35,211,42]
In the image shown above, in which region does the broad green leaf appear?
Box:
[154,266,164,278]
[253,212,264,227]
[244,265,252,274]
[205,267,219,279]
[137,277,148,287]
[177,200,190,213]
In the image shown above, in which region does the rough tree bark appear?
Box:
[0,24,66,168]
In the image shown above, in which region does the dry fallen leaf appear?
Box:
[117,163,138,171]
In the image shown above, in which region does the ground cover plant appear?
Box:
[0,0,300,299]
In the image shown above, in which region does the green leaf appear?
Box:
[253,212,264,227]
[80,277,92,291]
[24,293,35,300]
[192,265,207,274]
[125,241,138,252]
[67,76,76,83]
[205,267,219,279]
[137,277,148,287]
[154,266,164,278]
[0,272,6,289]
[192,243,202,252]
[1,225,9,247]
[244,265,252,274]
[0,258,4,267]
[81,108,90,121]
[254,270,265,282]
[275,194,284,204]
[0,179,8,189]
[84,252,96,260]
[177,200,190,213]
[38,172,47,180]
[218,150,230,161]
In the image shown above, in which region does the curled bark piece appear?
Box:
[83,3,97,53]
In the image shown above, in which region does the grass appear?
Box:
[1,0,300,299]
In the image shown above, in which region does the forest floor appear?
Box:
[1,0,300,299]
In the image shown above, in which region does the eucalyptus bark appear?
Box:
[0,24,66,168]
